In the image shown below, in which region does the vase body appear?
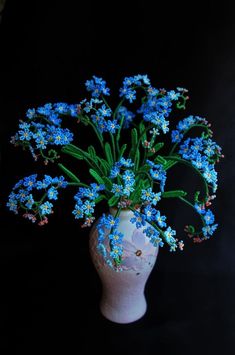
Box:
[89,209,159,324]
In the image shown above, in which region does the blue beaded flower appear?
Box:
[7,74,224,268]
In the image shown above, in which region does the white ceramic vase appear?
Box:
[89,208,159,324]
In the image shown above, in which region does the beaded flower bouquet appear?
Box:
[7,75,223,323]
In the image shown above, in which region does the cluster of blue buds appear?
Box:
[85,76,110,97]
[6,73,224,266]
[119,74,151,103]
[129,186,180,252]
[11,102,77,163]
[7,174,68,225]
[171,115,209,143]
[110,158,135,198]
[146,160,167,192]
[97,213,124,267]
[72,183,105,227]
[116,106,135,129]
[179,137,221,192]
[78,98,120,134]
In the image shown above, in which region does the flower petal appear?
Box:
[143,242,156,255]
[122,256,138,268]
[132,229,145,249]
[122,240,136,253]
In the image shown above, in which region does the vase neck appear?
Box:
[109,207,135,220]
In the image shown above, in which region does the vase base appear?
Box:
[100,300,147,324]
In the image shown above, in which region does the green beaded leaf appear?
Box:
[162,190,187,198]
[187,225,195,234]
[58,163,80,183]
[137,164,150,173]
[119,144,127,159]
[147,142,164,157]
[139,121,146,142]
[164,160,178,170]
[108,195,120,207]
[154,155,167,165]
[135,148,140,170]
[130,128,138,160]
[89,169,105,185]
[117,115,125,142]
[102,177,113,190]
[62,144,90,160]
[131,180,145,204]
[105,142,113,166]
[94,195,106,204]
[88,146,98,163]
[97,157,110,175]
[194,191,201,203]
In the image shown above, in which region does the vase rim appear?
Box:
[110,207,131,211]
[109,207,135,216]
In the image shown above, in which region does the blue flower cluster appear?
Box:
[137,86,181,135]
[11,103,77,162]
[127,182,179,251]
[194,203,218,239]
[117,106,135,128]
[26,102,78,121]
[79,98,103,114]
[171,115,209,143]
[146,160,167,191]
[91,114,120,134]
[97,213,124,266]
[78,96,120,134]
[143,226,163,246]
[130,208,178,252]
[141,187,161,205]
[78,74,187,139]
[7,73,223,263]
[109,158,135,197]
[7,174,68,225]
[138,97,170,134]
[111,170,135,197]
[179,137,222,192]
[119,74,151,103]
[85,76,110,97]
[72,183,105,227]
[110,157,134,177]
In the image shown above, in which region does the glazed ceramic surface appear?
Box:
[89,209,159,324]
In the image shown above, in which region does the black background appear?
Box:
[1,1,235,354]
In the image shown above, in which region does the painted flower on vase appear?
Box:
[121,229,157,271]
